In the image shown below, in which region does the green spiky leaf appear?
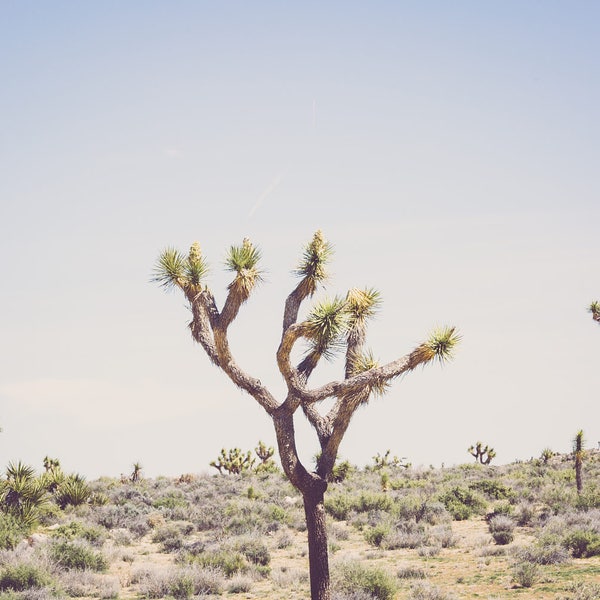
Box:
[225,238,263,297]
[349,349,390,397]
[346,287,381,328]
[424,326,460,363]
[305,296,349,359]
[153,248,187,290]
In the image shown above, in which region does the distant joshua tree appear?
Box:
[589,301,600,324]
[468,441,496,465]
[154,231,459,600]
[573,430,585,494]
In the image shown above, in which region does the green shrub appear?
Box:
[364,524,390,547]
[50,541,108,572]
[0,564,51,591]
[192,550,248,576]
[335,562,397,600]
[51,521,106,546]
[563,530,600,558]
[438,486,486,521]
[470,479,515,500]
[488,515,515,545]
[0,514,26,550]
[511,562,539,588]
[235,538,270,566]
[325,494,353,521]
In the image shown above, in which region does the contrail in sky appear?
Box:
[248,168,288,218]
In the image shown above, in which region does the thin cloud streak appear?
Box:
[248,168,288,218]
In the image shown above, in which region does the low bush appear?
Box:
[511,561,539,588]
[488,515,515,545]
[0,514,27,551]
[408,581,458,599]
[334,562,397,600]
[437,486,486,521]
[0,564,51,592]
[563,530,600,558]
[50,541,108,572]
[514,543,570,565]
[235,537,270,566]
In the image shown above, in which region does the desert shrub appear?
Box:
[334,562,397,600]
[152,490,188,511]
[325,495,353,521]
[515,502,536,526]
[271,566,309,588]
[562,530,600,558]
[51,522,106,547]
[574,485,600,510]
[364,524,390,548]
[276,530,294,549]
[488,515,515,545]
[408,581,457,599]
[556,581,600,600]
[0,565,51,592]
[511,562,539,588]
[94,502,149,534]
[469,479,514,500]
[397,565,426,579]
[189,549,248,576]
[234,537,270,566]
[381,520,428,550]
[514,543,570,565]
[325,492,393,521]
[417,544,441,557]
[151,521,193,553]
[50,541,108,572]
[429,524,457,548]
[437,486,486,521]
[0,515,27,551]
[59,570,119,599]
[227,574,253,593]
[135,565,223,598]
[394,497,449,525]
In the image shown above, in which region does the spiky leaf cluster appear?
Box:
[349,349,389,396]
[346,288,381,332]
[225,238,263,297]
[305,296,350,359]
[294,230,333,295]
[153,243,208,293]
[422,326,460,364]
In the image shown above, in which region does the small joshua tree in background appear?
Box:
[588,301,600,324]
[154,231,459,600]
[573,430,585,494]
[468,441,496,465]
[210,447,256,475]
[130,462,143,483]
[372,450,410,470]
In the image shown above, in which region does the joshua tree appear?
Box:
[154,231,459,600]
[468,441,496,465]
[573,429,585,494]
[589,301,600,323]
[210,447,256,475]
[130,462,143,483]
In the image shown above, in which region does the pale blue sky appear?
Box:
[1,2,598,478]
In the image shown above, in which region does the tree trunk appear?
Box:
[303,488,330,600]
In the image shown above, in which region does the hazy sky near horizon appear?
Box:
[1,2,599,478]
